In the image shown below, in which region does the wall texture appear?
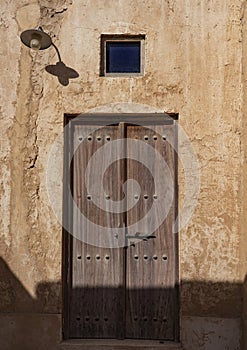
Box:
[0,0,247,349]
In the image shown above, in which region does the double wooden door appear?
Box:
[64,114,178,341]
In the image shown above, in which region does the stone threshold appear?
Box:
[60,339,182,350]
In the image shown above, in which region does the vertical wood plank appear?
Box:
[116,122,126,339]
[62,117,73,340]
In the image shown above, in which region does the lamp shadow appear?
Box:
[45,61,79,86]
[45,43,79,86]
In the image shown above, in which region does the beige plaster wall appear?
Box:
[0,0,247,349]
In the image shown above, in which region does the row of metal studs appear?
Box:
[77,255,167,260]
[78,135,167,141]
[134,316,167,322]
[76,316,109,322]
[77,255,110,260]
[85,194,158,200]
[134,255,168,260]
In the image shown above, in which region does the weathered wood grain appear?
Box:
[65,118,178,340]
[125,125,176,340]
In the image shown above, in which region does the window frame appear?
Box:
[100,34,145,77]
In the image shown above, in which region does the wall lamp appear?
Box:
[20,27,79,86]
[20,26,62,61]
[20,27,52,51]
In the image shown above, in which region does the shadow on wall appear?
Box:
[45,42,79,86]
[0,257,61,314]
[0,256,244,350]
[45,61,79,86]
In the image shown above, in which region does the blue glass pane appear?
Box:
[106,42,141,73]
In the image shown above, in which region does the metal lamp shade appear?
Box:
[20,29,52,50]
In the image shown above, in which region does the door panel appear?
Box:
[69,124,125,338]
[125,125,176,340]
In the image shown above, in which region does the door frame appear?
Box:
[62,113,179,342]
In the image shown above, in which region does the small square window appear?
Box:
[106,41,140,73]
[101,35,145,76]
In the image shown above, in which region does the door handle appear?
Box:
[126,233,156,240]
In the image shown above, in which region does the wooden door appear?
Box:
[64,114,178,341]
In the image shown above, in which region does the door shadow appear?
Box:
[0,256,244,347]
